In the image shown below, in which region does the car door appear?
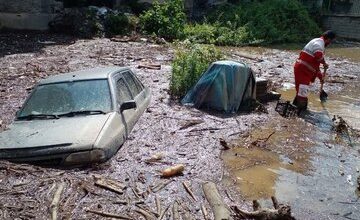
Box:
[114,74,137,136]
[122,70,150,122]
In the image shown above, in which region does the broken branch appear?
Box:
[202,181,231,220]
[201,204,209,220]
[94,177,126,195]
[86,209,132,219]
[158,204,170,220]
[50,182,65,220]
[182,181,197,201]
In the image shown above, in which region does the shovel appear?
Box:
[320,68,328,102]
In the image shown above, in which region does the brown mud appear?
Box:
[0,32,359,219]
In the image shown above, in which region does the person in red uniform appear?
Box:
[293,30,336,114]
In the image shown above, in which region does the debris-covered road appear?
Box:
[0,32,359,219]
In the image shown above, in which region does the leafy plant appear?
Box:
[170,43,223,98]
[184,23,216,44]
[139,0,186,40]
[185,0,321,45]
[105,13,130,36]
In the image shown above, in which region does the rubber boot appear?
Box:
[293,97,308,116]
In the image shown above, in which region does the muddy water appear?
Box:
[222,47,360,219]
[222,107,360,219]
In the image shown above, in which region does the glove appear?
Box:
[323,63,329,70]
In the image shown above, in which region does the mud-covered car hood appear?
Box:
[0,114,110,150]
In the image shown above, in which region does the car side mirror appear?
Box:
[120,101,137,112]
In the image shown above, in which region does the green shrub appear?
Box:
[77,8,104,38]
[198,0,321,45]
[184,23,216,44]
[170,43,223,98]
[105,13,131,36]
[139,0,186,40]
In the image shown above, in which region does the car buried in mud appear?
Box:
[0,66,150,166]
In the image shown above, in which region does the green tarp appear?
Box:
[182,60,256,113]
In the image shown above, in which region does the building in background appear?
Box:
[0,0,62,30]
[0,0,359,41]
[322,0,360,40]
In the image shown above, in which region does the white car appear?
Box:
[0,66,151,166]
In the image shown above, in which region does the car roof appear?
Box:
[39,66,129,85]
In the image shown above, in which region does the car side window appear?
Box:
[123,71,143,97]
[116,78,132,104]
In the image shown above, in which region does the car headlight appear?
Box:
[64,149,106,165]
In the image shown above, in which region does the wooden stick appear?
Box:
[182,181,197,201]
[155,195,161,215]
[271,196,279,209]
[131,186,141,199]
[201,204,209,220]
[94,178,126,195]
[224,190,235,202]
[158,205,170,220]
[113,200,128,205]
[234,52,263,62]
[173,201,180,220]
[152,179,174,193]
[135,207,155,220]
[50,182,65,220]
[202,182,231,220]
[138,64,161,70]
[86,209,132,219]
[253,200,261,211]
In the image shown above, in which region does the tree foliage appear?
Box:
[170,42,223,98]
[139,0,186,40]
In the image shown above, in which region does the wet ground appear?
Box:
[0,32,359,219]
[221,46,360,219]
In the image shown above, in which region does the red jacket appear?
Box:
[296,37,326,81]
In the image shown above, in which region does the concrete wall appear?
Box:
[0,0,62,30]
[323,15,360,40]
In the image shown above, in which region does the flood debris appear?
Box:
[134,206,156,220]
[158,204,170,220]
[182,181,197,201]
[138,63,161,70]
[251,131,276,148]
[86,209,133,219]
[0,32,359,220]
[357,176,360,190]
[220,138,230,150]
[275,100,298,117]
[145,152,164,163]
[161,164,184,178]
[332,115,354,147]
[50,182,66,220]
[201,204,209,220]
[231,196,295,220]
[151,179,174,193]
[203,181,231,220]
[94,176,126,195]
[332,115,349,134]
[179,119,204,130]
[172,201,180,220]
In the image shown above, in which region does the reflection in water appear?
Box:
[222,147,281,199]
[279,84,360,130]
[221,120,313,200]
[222,82,360,219]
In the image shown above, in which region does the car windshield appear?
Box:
[18,79,112,117]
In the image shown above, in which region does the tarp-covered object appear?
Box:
[182,60,256,113]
